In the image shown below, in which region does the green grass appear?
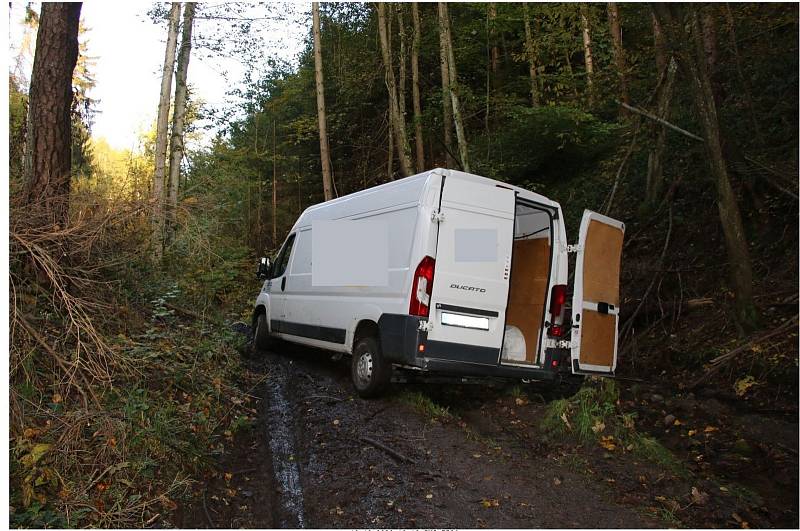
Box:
[656,506,682,527]
[539,379,690,479]
[631,435,688,478]
[541,379,619,442]
[397,391,452,421]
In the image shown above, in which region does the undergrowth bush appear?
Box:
[9,191,259,527]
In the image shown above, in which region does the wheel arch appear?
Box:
[252,303,267,328]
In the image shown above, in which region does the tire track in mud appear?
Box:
[257,345,659,528]
[262,361,306,528]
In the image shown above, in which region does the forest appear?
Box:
[7,2,799,528]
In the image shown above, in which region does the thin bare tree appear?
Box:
[580,4,595,103]
[167,2,195,243]
[377,2,414,177]
[438,3,454,168]
[522,3,540,106]
[439,2,470,172]
[312,2,334,201]
[151,2,181,261]
[411,2,425,172]
[607,2,629,111]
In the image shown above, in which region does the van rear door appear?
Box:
[425,178,515,366]
[570,210,624,374]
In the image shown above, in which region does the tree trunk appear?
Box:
[440,2,470,172]
[438,3,454,168]
[272,120,278,243]
[377,2,414,177]
[23,2,82,226]
[652,4,758,330]
[151,2,181,261]
[387,110,394,181]
[397,5,407,122]
[607,2,629,111]
[522,3,540,107]
[411,2,425,172]
[387,12,394,181]
[488,2,499,75]
[580,4,595,104]
[167,2,195,243]
[645,56,677,208]
[653,12,667,75]
[312,2,334,201]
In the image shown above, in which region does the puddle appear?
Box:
[263,363,306,528]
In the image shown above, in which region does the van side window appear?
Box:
[272,233,296,278]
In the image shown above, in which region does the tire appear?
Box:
[351,335,392,398]
[253,312,271,352]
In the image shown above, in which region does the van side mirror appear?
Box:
[256,257,272,280]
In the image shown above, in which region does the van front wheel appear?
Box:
[351,335,391,398]
[254,312,271,352]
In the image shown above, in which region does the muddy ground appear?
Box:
[175,339,798,529]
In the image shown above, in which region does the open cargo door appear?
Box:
[425,177,516,366]
[570,210,624,375]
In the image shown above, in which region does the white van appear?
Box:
[252,168,624,397]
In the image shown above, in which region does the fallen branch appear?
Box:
[16,316,96,407]
[688,316,799,389]
[620,102,704,142]
[359,435,417,464]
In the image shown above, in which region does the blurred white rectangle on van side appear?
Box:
[454,228,498,262]
[312,219,389,286]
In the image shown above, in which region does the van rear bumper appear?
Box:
[377,313,560,381]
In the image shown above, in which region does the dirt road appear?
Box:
[178,342,659,528]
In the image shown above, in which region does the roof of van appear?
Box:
[292,168,557,230]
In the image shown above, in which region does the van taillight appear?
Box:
[409,256,436,317]
[548,284,567,337]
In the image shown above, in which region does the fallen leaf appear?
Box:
[480,498,500,508]
[591,420,606,434]
[691,486,709,506]
[51,393,62,404]
[425,493,433,499]
[734,376,757,397]
[673,419,683,426]
[472,453,482,458]
[560,412,572,430]
[23,427,41,439]
[514,397,527,406]
[224,472,233,482]
[21,443,52,467]
[688,429,697,436]
[599,435,616,451]
[704,426,718,433]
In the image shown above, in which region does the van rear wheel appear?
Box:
[351,335,391,398]
[254,312,271,352]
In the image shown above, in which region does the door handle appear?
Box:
[281,277,286,291]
